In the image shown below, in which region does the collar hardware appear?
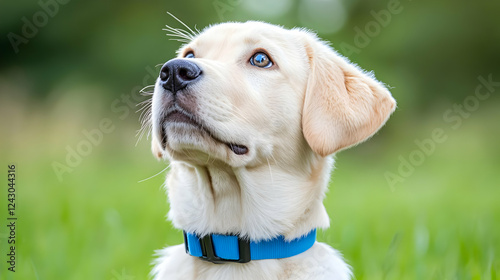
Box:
[184,232,251,264]
[183,229,317,264]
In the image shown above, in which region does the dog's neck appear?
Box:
[165,153,333,241]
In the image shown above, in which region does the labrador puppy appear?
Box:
[149,21,395,280]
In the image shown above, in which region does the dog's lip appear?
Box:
[226,144,248,155]
[162,109,248,155]
[165,110,197,126]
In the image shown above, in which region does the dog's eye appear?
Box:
[250,52,272,68]
[185,52,195,58]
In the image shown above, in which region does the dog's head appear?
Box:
[151,21,395,167]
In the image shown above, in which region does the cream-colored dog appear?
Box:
[149,21,395,280]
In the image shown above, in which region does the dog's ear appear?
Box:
[151,138,163,159]
[299,31,396,156]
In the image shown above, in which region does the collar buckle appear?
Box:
[183,231,251,264]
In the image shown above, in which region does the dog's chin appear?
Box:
[159,121,250,165]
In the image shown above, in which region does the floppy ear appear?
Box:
[300,32,396,156]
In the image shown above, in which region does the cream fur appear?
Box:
[150,21,395,280]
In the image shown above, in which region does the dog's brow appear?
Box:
[243,36,261,45]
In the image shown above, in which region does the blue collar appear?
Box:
[183,229,316,264]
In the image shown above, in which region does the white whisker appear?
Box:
[140,85,155,95]
[138,164,170,183]
[164,31,192,40]
[167,38,191,44]
[167,12,198,37]
[136,94,153,146]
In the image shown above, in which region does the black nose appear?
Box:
[159,59,202,93]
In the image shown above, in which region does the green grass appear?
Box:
[1,106,499,280]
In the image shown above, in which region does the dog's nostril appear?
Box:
[178,68,188,80]
[160,67,169,81]
[178,68,200,81]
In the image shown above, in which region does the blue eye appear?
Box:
[185,52,195,58]
[250,52,273,68]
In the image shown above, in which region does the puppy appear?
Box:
[149,21,395,280]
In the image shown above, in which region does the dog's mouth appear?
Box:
[165,111,198,126]
[161,109,248,155]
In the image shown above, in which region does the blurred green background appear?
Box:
[1,0,499,279]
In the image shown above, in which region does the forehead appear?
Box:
[185,22,296,58]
